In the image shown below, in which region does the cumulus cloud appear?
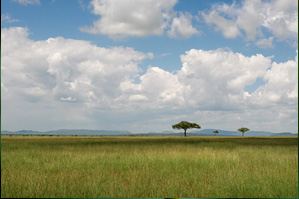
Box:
[116,49,273,113]
[177,48,272,110]
[262,0,298,41]
[201,0,298,46]
[118,66,185,110]
[167,12,199,39]
[250,50,298,106]
[1,26,297,133]
[80,0,178,39]
[1,27,152,113]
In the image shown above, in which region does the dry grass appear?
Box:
[1,136,298,198]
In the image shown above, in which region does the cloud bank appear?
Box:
[1,27,298,133]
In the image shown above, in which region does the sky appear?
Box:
[1,0,298,134]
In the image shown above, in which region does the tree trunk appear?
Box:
[184,129,186,137]
[242,132,244,136]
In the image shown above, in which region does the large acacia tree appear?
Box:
[237,127,250,136]
[172,121,201,137]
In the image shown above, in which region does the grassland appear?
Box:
[1,136,298,198]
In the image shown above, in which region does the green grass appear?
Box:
[1,136,298,198]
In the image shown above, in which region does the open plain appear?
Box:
[1,136,298,198]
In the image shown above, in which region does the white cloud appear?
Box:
[167,12,199,39]
[201,0,298,45]
[250,50,298,106]
[1,14,19,23]
[261,0,298,45]
[1,27,152,120]
[202,10,241,39]
[116,66,186,114]
[12,0,40,5]
[1,26,297,133]
[60,96,77,102]
[116,48,279,117]
[123,46,297,132]
[129,94,149,102]
[177,48,272,110]
[255,36,274,49]
[80,0,178,39]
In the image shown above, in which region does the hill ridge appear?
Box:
[1,129,297,136]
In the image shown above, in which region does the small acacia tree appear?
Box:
[172,121,201,137]
[238,127,250,136]
[213,130,219,136]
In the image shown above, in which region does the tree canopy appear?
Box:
[237,127,250,136]
[172,121,201,137]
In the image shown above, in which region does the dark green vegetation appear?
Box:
[238,127,250,136]
[1,136,298,198]
[172,121,201,137]
[213,130,219,136]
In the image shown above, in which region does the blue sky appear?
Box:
[1,0,298,133]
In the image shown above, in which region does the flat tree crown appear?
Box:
[172,121,201,130]
[237,127,250,133]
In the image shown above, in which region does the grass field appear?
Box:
[1,136,298,198]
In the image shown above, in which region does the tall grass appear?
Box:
[1,136,298,198]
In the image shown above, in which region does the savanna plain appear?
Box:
[1,136,298,198]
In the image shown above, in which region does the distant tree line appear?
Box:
[172,121,250,137]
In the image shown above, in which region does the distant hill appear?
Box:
[1,129,297,136]
[271,132,298,136]
[135,129,298,137]
[1,129,132,136]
